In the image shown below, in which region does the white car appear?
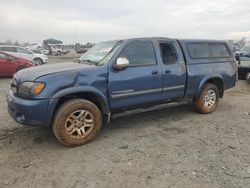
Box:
[40,49,50,55]
[51,46,63,55]
[25,43,43,51]
[33,48,50,55]
[0,45,48,64]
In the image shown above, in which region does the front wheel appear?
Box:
[52,99,102,146]
[33,58,43,65]
[193,83,219,114]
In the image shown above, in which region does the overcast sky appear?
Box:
[0,0,249,44]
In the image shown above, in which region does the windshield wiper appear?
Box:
[78,59,98,65]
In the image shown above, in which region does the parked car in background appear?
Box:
[46,44,64,55]
[25,43,43,51]
[7,37,237,146]
[0,51,33,76]
[62,49,71,54]
[51,46,63,55]
[76,48,88,54]
[238,56,250,84]
[235,45,250,56]
[33,48,50,55]
[0,45,48,65]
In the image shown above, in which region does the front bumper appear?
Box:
[7,89,51,126]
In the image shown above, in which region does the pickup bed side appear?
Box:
[178,40,237,98]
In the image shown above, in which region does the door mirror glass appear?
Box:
[114,57,129,70]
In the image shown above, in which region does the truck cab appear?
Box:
[7,37,237,146]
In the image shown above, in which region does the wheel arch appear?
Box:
[51,86,110,119]
[33,57,43,64]
[197,74,224,98]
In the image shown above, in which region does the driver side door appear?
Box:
[108,40,163,111]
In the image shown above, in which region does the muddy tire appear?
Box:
[52,99,102,146]
[193,83,219,114]
[246,73,250,84]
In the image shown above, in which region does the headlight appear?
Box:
[19,82,45,97]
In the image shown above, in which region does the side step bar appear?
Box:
[111,101,189,120]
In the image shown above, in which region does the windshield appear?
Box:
[78,40,121,65]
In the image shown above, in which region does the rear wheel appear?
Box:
[52,99,102,146]
[246,73,250,84]
[193,83,219,114]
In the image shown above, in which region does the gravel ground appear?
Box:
[0,56,250,188]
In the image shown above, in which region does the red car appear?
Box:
[0,51,33,76]
[76,48,88,54]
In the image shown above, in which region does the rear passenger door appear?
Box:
[159,41,186,100]
[108,40,163,110]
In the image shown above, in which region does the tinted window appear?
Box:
[187,43,210,58]
[16,47,29,53]
[3,47,16,52]
[119,41,156,65]
[210,44,230,57]
[160,43,177,64]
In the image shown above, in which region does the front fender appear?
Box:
[196,74,224,96]
[52,86,110,114]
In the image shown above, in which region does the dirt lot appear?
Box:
[0,56,250,188]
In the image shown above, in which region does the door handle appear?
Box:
[165,69,171,74]
[151,70,159,75]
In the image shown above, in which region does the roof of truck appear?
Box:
[177,38,227,43]
[117,37,227,43]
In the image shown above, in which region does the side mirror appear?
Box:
[114,57,129,70]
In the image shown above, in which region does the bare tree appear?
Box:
[14,41,20,46]
[5,39,12,45]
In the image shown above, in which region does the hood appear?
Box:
[15,62,94,81]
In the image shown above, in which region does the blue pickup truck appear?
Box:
[7,37,237,146]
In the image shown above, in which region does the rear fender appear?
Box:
[197,74,224,97]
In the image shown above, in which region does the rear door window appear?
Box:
[159,43,178,64]
[3,47,17,52]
